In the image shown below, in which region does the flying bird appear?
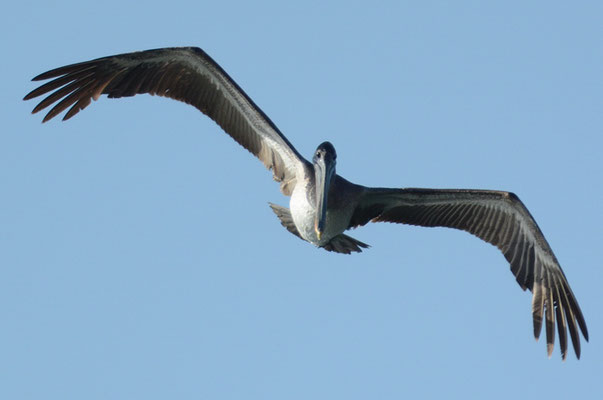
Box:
[24,46,588,359]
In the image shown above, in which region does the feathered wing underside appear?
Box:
[24,47,308,195]
[349,187,588,359]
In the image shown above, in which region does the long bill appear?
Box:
[314,158,335,241]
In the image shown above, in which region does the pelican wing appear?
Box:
[24,47,308,195]
[349,187,588,359]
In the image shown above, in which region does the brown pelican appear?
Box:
[24,47,588,359]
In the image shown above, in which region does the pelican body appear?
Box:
[24,47,588,359]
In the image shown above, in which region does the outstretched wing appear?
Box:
[349,187,588,359]
[24,47,309,195]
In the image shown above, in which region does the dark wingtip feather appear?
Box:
[31,61,96,81]
[533,315,543,340]
[541,287,555,359]
[32,67,70,81]
[23,90,37,101]
[563,285,589,351]
[32,100,48,115]
[547,343,554,358]
[574,343,581,360]
[531,283,545,340]
[42,112,54,123]
[573,301,589,342]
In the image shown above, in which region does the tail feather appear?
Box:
[322,234,370,254]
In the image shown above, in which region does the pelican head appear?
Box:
[313,141,337,240]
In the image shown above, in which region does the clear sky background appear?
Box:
[2,1,601,399]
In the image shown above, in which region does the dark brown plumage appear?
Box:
[24,47,307,195]
[350,188,587,358]
[24,46,588,359]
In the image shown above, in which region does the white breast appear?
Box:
[289,182,352,247]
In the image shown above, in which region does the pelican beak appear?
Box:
[314,156,335,240]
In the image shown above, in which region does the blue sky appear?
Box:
[2,1,602,399]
